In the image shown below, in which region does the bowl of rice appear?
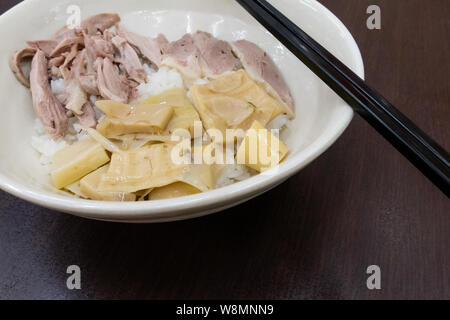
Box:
[0,0,364,222]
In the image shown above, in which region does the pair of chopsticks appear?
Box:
[236,0,450,197]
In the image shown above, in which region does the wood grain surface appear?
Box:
[0,0,448,300]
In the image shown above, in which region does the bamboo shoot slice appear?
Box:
[99,144,188,193]
[65,181,89,199]
[179,164,214,193]
[80,165,136,201]
[141,88,201,135]
[148,182,201,200]
[96,100,174,137]
[51,138,110,189]
[190,70,288,142]
[236,120,289,172]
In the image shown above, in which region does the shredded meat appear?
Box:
[117,24,168,68]
[54,26,80,42]
[112,36,146,83]
[9,47,36,88]
[79,74,99,96]
[97,58,130,103]
[76,101,98,128]
[50,36,84,57]
[27,40,57,57]
[84,34,115,62]
[81,13,121,35]
[29,50,68,139]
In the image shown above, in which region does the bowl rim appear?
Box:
[0,0,365,221]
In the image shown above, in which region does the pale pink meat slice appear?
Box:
[117,24,168,68]
[81,13,121,35]
[9,47,36,88]
[84,34,115,62]
[97,57,130,103]
[61,49,89,115]
[78,74,99,96]
[50,36,84,57]
[76,101,98,128]
[48,55,65,68]
[30,50,68,139]
[193,31,241,78]
[59,44,80,80]
[112,36,146,84]
[54,27,79,43]
[162,33,202,80]
[27,40,57,57]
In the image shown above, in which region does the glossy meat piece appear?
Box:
[162,33,202,80]
[193,31,241,78]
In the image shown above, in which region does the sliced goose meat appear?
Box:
[156,34,170,54]
[50,66,62,79]
[81,13,120,35]
[48,55,65,68]
[55,92,68,105]
[84,34,115,62]
[103,30,115,42]
[9,47,36,88]
[162,33,202,80]
[231,40,295,117]
[75,49,99,96]
[71,49,87,77]
[64,50,88,115]
[30,50,68,139]
[59,44,79,80]
[193,31,241,78]
[27,40,57,57]
[112,36,146,83]
[97,57,130,103]
[50,36,84,57]
[54,26,80,42]
[116,24,168,68]
[65,79,87,115]
[48,56,65,78]
[79,74,99,96]
[129,86,141,102]
[93,57,104,72]
[76,101,98,128]
[59,65,71,80]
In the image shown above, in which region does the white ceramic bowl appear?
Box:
[0,0,364,222]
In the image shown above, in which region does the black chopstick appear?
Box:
[236,0,450,197]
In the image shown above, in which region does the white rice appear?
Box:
[50,78,66,95]
[31,119,71,169]
[135,65,184,102]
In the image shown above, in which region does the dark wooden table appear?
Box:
[0,0,448,300]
